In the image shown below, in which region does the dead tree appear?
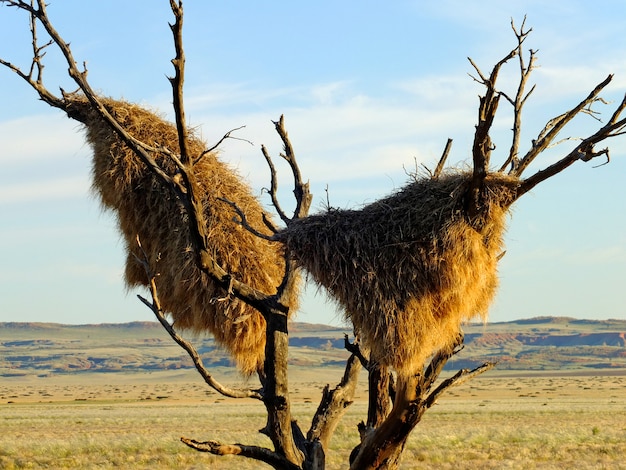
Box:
[1,3,624,469]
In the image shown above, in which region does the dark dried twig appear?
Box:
[180,438,302,470]
[424,362,496,409]
[499,16,536,173]
[261,144,287,223]
[219,197,275,240]
[194,125,252,165]
[167,0,190,164]
[433,138,453,179]
[467,42,518,214]
[344,335,369,369]
[515,91,626,200]
[134,236,262,400]
[262,116,313,225]
[512,74,615,178]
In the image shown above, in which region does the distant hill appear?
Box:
[1,317,625,377]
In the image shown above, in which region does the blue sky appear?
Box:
[0,0,624,327]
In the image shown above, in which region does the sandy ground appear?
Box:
[2,367,625,405]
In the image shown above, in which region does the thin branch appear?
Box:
[433,138,453,179]
[218,197,275,240]
[274,115,313,221]
[607,93,626,127]
[514,92,626,200]
[194,125,252,165]
[27,3,52,86]
[512,74,615,177]
[260,116,313,227]
[424,361,496,409]
[344,335,369,369]
[261,211,280,234]
[261,144,290,224]
[420,335,465,394]
[467,42,519,214]
[0,2,64,109]
[167,0,190,164]
[139,293,262,400]
[516,146,604,199]
[180,438,302,470]
[134,236,262,400]
[499,17,536,173]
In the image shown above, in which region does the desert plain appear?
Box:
[1,320,626,469]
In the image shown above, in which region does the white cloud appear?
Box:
[309,81,355,105]
[190,82,478,202]
[0,114,87,165]
[393,75,477,107]
[0,176,89,205]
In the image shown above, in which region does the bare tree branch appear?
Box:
[133,236,263,401]
[275,116,313,221]
[167,0,191,164]
[512,74,615,177]
[433,138,453,179]
[260,116,313,228]
[261,143,289,224]
[514,92,626,201]
[467,43,518,214]
[607,94,626,128]
[308,353,362,450]
[194,125,252,165]
[420,335,465,394]
[180,438,302,470]
[499,17,537,173]
[218,197,275,240]
[0,2,65,109]
[424,361,496,409]
[344,335,370,369]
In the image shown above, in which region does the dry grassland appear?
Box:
[1,369,626,469]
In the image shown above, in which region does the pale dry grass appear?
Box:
[1,374,625,469]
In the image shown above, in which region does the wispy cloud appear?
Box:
[188,80,479,204]
[0,114,88,166]
[0,176,89,205]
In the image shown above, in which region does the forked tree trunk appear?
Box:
[350,375,421,470]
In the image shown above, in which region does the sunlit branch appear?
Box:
[134,236,263,400]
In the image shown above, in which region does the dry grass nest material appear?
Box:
[277,172,520,375]
[67,97,295,375]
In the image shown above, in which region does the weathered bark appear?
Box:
[350,339,496,470]
[308,354,362,450]
[366,363,393,428]
[262,310,305,466]
[351,375,417,469]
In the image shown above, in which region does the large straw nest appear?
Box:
[67,97,295,375]
[276,172,520,375]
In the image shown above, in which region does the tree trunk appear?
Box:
[350,375,422,470]
[262,310,304,467]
